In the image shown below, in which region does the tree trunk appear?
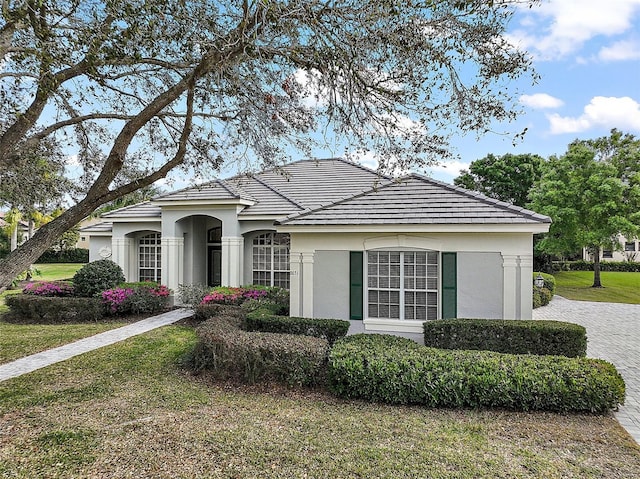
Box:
[592,246,603,288]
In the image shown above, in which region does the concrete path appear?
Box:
[0,308,193,382]
[533,296,640,444]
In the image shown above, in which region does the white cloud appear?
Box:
[598,39,640,61]
[547,96,640,134]
[426,160,471,182]
[520,93,564,109]
[510,0,640,60]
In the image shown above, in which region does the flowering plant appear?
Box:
[200,287,268,305]
[101,283,171,315]
[102,287,135,313]
[23,281,75,297]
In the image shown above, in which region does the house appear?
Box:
[583,236,640,263]
[81,158,551,336]
[0,212,32,248]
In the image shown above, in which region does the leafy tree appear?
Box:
[454,153,544,207]
[529,133,640,287]
[0,0,538,287]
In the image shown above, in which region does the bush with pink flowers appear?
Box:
[102,283,171,315]
[22,281,75,297]
[200,287,268,306]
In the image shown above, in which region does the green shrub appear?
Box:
[73,260,125,297]
[102,283,171,315]
[193,316,329,386]
[553,260,640,272]
[177,283,211,308]
[329,334,625,413]
[245,309,349,345]
[36,248,89,263]
[533,287,553,308]
[423,319,587,357]
[533,272,556,294]
[5,295,104,323]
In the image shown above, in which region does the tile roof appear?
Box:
[79,222,113,233]
[277,174,551,226]
[100,202,161,219]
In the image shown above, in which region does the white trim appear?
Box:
[364,234,443,251]
[153,199,255,207]
[363,318,425,334]
[277,223,550,234]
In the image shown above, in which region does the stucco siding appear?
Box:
[313,250,350,320]
[457,252,503,319]
[88,236,112,262]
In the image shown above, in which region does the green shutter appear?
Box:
[349,251,363,320]
[441,252,457,319]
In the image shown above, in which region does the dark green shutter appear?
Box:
[441,252,457,319]
[349,251,363,320]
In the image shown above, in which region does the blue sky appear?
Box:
[420,0,640,184]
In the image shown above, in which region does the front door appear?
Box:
[208,245,222,287]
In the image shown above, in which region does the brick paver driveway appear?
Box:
[534,296,640,443]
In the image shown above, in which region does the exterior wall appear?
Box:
[286,231,535,333]
[88,236,112,262]
[457,252,503,319]
[313,251,350,320]
[583,236,640,262]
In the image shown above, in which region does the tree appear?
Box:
[454,153,544,207]
[0,0,538,287]
[529,133,640,287]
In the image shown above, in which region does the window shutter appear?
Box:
[441,252,457,319]
[350,251,363,320]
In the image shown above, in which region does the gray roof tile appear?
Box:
[100,202,161,219]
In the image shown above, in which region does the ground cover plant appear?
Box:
[0,325,639,478]
[553,271,640,304]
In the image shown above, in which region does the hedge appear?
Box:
[554,260,640,272]
[328,334,625,413]
[245,307,350,345]
[5,295,104,323]
[423,319,587,357]
[193,315,329,386]
[36,248,89,264]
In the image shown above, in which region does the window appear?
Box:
[602,250,613,258]
[252,232,290,289]
[625,242,636,252]
[367,251,438,321]
[139,233,161,282]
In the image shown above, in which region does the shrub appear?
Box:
[553,260,640,273]
[73,260,125,297]
[423,319,587,357]
[245,308,350,346]
[102,283,170,315]
[194,303,245,322]
[22,281,75,297]
[533,272,556,294]
[329,334,625,413]
[5,295,104,323]
[36,248,89,263]
[193,316,329,386]
[533,287,553,308]
[177,283,211,308]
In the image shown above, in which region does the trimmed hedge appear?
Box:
[245,307,350,345]
[36,248,89,264]
[73,260,125,297]
[423,319,587,357]
[193,316,329,386]
[328,334,625,413]
[533,272,556,294]
[5,295,104,323]
[554,260,640,272]
[533,287,553,308]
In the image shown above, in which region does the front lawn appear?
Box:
[0,325,638,478]
[32,262,85,281]
[554,271,640,304]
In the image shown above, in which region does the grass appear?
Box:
[32,263,85,281]
[0,325,639,478]
[554,271,640,304]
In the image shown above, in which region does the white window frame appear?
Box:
[252,232,290,289]
[138,232,161,283]
[365,249,439,331]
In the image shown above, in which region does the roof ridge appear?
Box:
[334,157,392,180]
[408,172,551,222]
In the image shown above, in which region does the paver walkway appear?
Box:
[0,308,193,382]
[533,296,640,444]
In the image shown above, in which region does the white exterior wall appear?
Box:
[286,231,535,333]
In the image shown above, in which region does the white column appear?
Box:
[502,254,518,319]
[301,252,315,318]
[519,255,534,319]
[289,252,303,317]
[162,237,184,293]
[112,238,132,281]
[221,236,244,287]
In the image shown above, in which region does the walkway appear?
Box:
[533,296,640,444]
[0,308,193,382]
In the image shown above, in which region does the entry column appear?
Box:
[162,237,184,293]
[221,236,244,287]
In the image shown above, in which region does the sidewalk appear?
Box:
[0,308,193,382]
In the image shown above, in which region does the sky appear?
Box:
[418,0,640,184]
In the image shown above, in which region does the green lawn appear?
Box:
[554,271,640,304]
[32,262,85,281]
[0,325,639,478]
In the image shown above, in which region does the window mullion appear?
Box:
[399,252,405,320]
